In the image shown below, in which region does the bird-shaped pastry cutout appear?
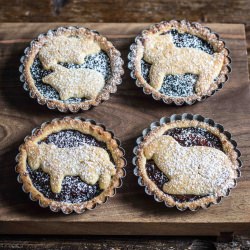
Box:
[39,36,101,70]
[144,135,234,196]
[42,65,105,100]
[26,141,116,193]
[143,33,224,95]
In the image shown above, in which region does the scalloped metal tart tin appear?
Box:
[133,114,241,211]
[128,20,231,105]
[19,26,124,113]
[15,117,126,214]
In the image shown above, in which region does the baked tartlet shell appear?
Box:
[133,113,242,211]
[128,20,231,106]
[19,26,124,113]
[15,117,126,214]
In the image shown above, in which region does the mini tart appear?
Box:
[133,114,241,211]
[128,20,231,105]
[20,26,124,112]
[16,117,126,214]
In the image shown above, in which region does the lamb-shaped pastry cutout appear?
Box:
[143,33,224,95]
[26,141,116,193]
[42,65,105,100]
[39,36,101,70]
[144,135,235,196]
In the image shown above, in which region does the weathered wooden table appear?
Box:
[0,22,250,249]
[0,0,249,72]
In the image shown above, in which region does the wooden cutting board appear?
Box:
[0,23,249,236]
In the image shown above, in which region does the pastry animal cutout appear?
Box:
[26,141,116,193]
[42,65,105,100]
[144,135,234,196]
[39,36,101,70]
[143,33,224,95]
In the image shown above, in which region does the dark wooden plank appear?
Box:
[0,236,216,250]
[0,23,249,236]
[0,0,250,72]
[0,0,249,24]
[1,235,250,249]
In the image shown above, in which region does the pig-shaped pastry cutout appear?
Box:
[42,65,105,100]
[26,141,115,193]
[39,36,100,70]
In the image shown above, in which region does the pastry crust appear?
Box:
[134,115,241,211]
[144,135,235,196]
[26,142,116,193]
[20,26,124,112]
[16,117,126,214]
[128,20,231,105]
[42,65,105,100]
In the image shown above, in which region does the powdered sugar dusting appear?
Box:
[141,60,197,97]
[144,135,234,196]
[27,130,114,203]
[44,130,102,148]
[165,127,222,149]
[28,166,101,203]
[30,51,111,103]
[27,142,115,193]
[141,29,218,97]
[60,51,111,80]
[160,74,198,97]
[42,65,105,100]
[168,29,214,54]
[39,35,101,69]
[146,127,225,202]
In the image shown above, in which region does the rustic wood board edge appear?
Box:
[0,22,246,38]
[0,23,249,236]
[1,221,250,236]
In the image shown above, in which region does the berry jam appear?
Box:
[141,29,214,97]
[165,127,222,150]
[145,127,223,202]
[30,51,111,104]
[27,130,114,203]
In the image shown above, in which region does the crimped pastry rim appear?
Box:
[15,117,126,214]
[132,113,242,211]
[20,26,124,113]
[128,20,231,106]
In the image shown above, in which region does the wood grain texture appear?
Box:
[0,0,248,23]
[0,236,220,250]
[0,23,250,236]
[0,0,250,73]
[1,235,250,249]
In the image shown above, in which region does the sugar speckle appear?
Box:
[141,29,216,97]
[30,51,111,103]
[146,127,224,202]
[144,135,233,196]
[167,29,214,54]
[27,130,114,203]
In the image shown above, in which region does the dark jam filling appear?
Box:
[165,29,214,54]
[145,127,223,203]
[27,130,114,203]
[141,29,214,97]
[30,51,111,104]
[165,127,222,150]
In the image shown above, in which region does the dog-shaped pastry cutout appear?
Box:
[26,141,116,193]
[42,65,105,100]
[144,135,234,196]
[39,36,101,70]
[143,33,224,95]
